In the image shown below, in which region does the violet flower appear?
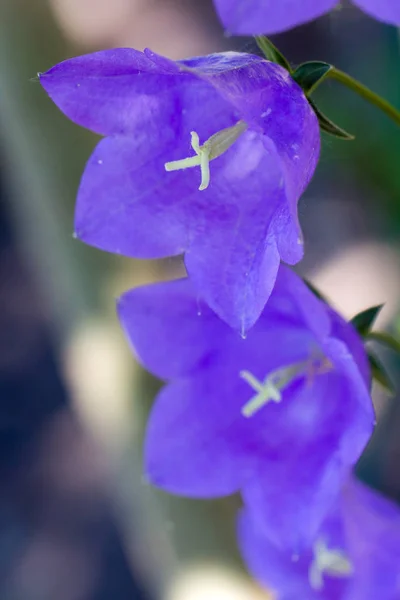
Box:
[117,266,374,550]
[238,475,400,599]
[214,0,400,35]
[40,49,319,333]
[238,503,350,599]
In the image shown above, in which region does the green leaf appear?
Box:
[367,350,395,395]
[292,61,332,96]
[255,36,291,73]
[308,99,355,140]
[351,305,384,336]
[366,331,400,355]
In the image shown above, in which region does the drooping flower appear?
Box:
[40,48,320,333]
[117,266,374,551]
[238,475,400,600]
[213,0,400,35]
[238,503,351,599]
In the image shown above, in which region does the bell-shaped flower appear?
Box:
[117,266,374,551]
[238,504,351,599]
[40,48,319,333]
[214,0,400,35]
[238,475,400,599]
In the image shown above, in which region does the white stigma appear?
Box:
[240,363,303,417]
[240,352,333,418]
[164,120,247,191]
[308,539,353,591]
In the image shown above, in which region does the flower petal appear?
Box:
[213,0,338,35]
[144,376,243,497]
[342,477,400,600]
[184,132,284,332]
[39,48,181,135]
[352,0,400,25]
[117,278,230,380]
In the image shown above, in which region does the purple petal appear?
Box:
[213,0,338,35]
[39,48,181,136]
[117,278,230,380]
[342,477,400,600]
[352,0,400,25]
[117,267,330,381]
[328,308,371,388]
[144,375,243,497]
[184,132,284,332]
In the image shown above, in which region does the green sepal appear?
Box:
[255,36,292,73]
[292,61,332,96]
[303,278,329,304]
[308,98,355,140]
[367,350,395,395]
[350,304,384,337]
[366,331,400,355]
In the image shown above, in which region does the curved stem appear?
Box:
[327,67,400,127]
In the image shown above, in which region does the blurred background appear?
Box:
[0,0,399,598]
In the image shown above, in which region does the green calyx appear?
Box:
[255,36,400,140]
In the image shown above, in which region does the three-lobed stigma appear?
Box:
[240,352,333,417]
[308,539,353,591]
[164,120,247,190]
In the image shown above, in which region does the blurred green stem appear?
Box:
[327,67,400,127]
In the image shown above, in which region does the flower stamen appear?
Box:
[308,539,353,591]
[164,120,247,191]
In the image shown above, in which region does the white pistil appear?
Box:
[164,120,247,191]
[240,352,333,418]
[240,363,303,417]
[308,539,353,591]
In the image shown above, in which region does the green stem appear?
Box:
[327,67,400,127]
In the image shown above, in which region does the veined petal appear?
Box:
[39,48,181,135]
[352,0,400,25]
[184,132,284,332]
[213,0,338,35]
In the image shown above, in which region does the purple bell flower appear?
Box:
[117,266,374,550]
[40,48,319,333]
[238,475,400,599]
[238,503,350,599]
[214,0,400,35]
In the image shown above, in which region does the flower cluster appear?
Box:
[214,0,400,35]
[39,0,400,597]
